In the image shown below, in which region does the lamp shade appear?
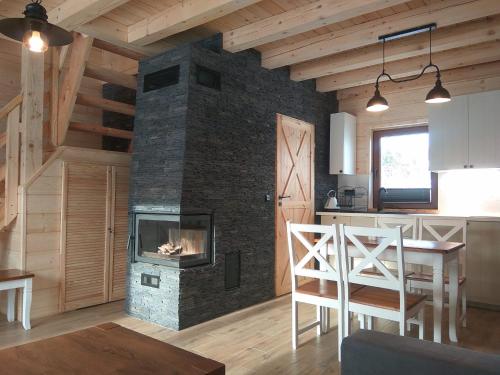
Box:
[366,87,389,112]
[0,1,73,50]
[425,78,451,104]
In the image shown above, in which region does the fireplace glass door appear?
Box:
[134,213,212,268]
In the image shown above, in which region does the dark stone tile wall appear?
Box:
[127,35,338,330]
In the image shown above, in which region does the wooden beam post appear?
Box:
[20,47,44,184]
[50,47,60,148]
[57,33,94,146]
[5,105,20,226]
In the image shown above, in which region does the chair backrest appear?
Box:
[376,216,418,239]
[340,225,406,311]
[286,222,342,293]
[419,218,466,243]
[419,218,467,275]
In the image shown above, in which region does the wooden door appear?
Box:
[62,162,111,311]
[428,95,469,171]
[275,114,315,296]
[108,166,129,301]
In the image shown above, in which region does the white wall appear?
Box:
[438,169,500,216]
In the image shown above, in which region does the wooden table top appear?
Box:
[0,269,34,282]
[315,237,465,254]
[0,323,225,375]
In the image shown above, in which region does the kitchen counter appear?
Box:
[316,210,500,222]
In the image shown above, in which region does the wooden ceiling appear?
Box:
[1,0,499,92]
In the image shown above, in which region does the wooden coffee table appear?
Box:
[0,322,225,374]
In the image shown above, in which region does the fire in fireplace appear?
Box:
[132,212,213,268]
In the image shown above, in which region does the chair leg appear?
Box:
[418,308,425,340]
[7,289,16,322]
[292,298,298,350]
[367,316,373,330]
[325,307,331,332]
[358,314,365,329]
[461,285,467,328]
[399,320,406,336]
[317,305,323,336]
[337,306,344,363]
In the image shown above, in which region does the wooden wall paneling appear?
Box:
[108,166,129,301]
[62,162,110,311]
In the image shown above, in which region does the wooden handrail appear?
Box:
[0,94,22,121]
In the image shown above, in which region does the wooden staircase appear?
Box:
[51,33,138,149]
[0,32,139,231]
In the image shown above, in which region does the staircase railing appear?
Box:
[0,94,22,228]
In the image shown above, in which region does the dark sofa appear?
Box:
[341,330,500,375]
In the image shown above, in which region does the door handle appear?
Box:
[278,195,291,200]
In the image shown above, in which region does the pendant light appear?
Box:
[0,1,73,53]
[366,24,451,112]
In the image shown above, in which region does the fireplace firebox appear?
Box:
[132,212,213,268]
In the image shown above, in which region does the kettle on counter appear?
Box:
[324,190,339,209]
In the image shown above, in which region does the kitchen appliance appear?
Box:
[324,190,339,209]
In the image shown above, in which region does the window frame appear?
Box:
[372,125,438,210]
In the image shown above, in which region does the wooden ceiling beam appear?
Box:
[224,0,410,53]
[291,15,500,81]
[77,18,170,57]
[84,63,137,90]
[48,0,131,30]
[262,0,500,69]
[316,40,500,92]
[128,0,262,46]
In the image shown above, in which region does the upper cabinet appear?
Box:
[330,112,356,175]
[468,90,500,169]
[429,90,500,171]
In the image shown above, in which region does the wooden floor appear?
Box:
[0,297,499,374]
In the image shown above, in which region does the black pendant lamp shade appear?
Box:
[0,1,73,52]
[366,86,389,112]
[425,78,451,104]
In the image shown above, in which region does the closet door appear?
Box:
[108,166,129,301]
[62,162,111,311]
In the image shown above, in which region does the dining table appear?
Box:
[325,237,464,343]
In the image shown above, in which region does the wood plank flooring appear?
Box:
[0,297,499,374]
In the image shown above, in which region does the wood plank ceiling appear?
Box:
[1,0,500,92]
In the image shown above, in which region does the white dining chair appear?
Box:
[409,218,467,327]
[339,225,426,338]
[286,222,351,356]
[376,216,419,239]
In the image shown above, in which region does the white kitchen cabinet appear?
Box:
[429,95,469,171]
[468,90,500,169]
[429,89,500,171]
[330,112,356,175]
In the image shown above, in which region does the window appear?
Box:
[373,126,438,209]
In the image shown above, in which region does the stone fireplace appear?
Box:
[125,35,337,330]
